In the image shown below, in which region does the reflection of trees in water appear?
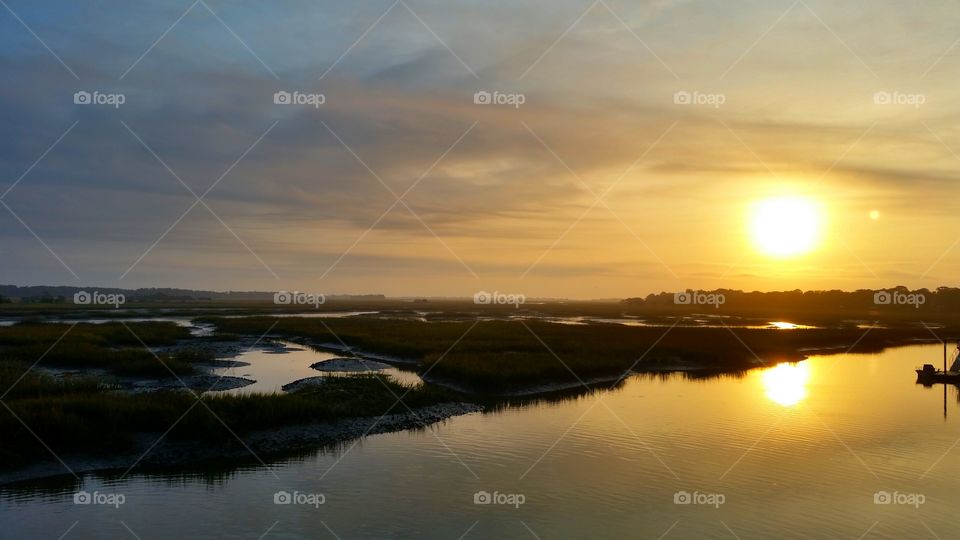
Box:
[482,379,626,413]
[486,367,766,411]
[483,368,760,413]
[0,475,82,501]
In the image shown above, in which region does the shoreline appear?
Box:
[3,320,951,485]
[422,372,629,396]
[0,401,483,486]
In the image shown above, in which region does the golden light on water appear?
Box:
[750,197,822,258]
[770,321,800,330]
[767,321,816,330]
[761,363,810,406]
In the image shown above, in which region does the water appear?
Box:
[0,313,819,331]
[211,341,422,394]
[3,343,960,539]
[221,311,380,319]
[505,314,819,329]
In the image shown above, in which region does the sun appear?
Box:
[750,197,822,257]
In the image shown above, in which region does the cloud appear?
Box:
[3,0,960,295]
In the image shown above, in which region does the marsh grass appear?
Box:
[204,316,960,390]
[0,321,190,347]
[0,322,197,378]
[0,368,454,468]
[0,319,460,468]
[3,310,955,469]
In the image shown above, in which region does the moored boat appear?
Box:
[916,341,960,385]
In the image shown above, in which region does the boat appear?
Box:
[916,364,960,384]
[916,341,960,385]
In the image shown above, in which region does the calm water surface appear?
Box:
[212,341,422,395]
[3,343,959,539]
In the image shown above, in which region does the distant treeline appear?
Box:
[623,287,960,312]
[0,285,385,303]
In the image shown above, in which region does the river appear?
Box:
[1,343,957,539]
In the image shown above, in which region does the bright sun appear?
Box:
[750,197,821,257]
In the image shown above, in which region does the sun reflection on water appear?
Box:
[768,321,816,330]
[761,363,810,406]
[770,321,799,329]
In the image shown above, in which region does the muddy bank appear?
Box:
[101,336,416,395]
[281,376,326,392]
[125,374,255,393]
[310,358,392,372]
[311,341,419,365]
[0,402,483,486]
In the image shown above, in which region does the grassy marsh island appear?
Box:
[205,315,959,390]
[2,292,958,481]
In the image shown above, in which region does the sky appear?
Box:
[2,0,960,298]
